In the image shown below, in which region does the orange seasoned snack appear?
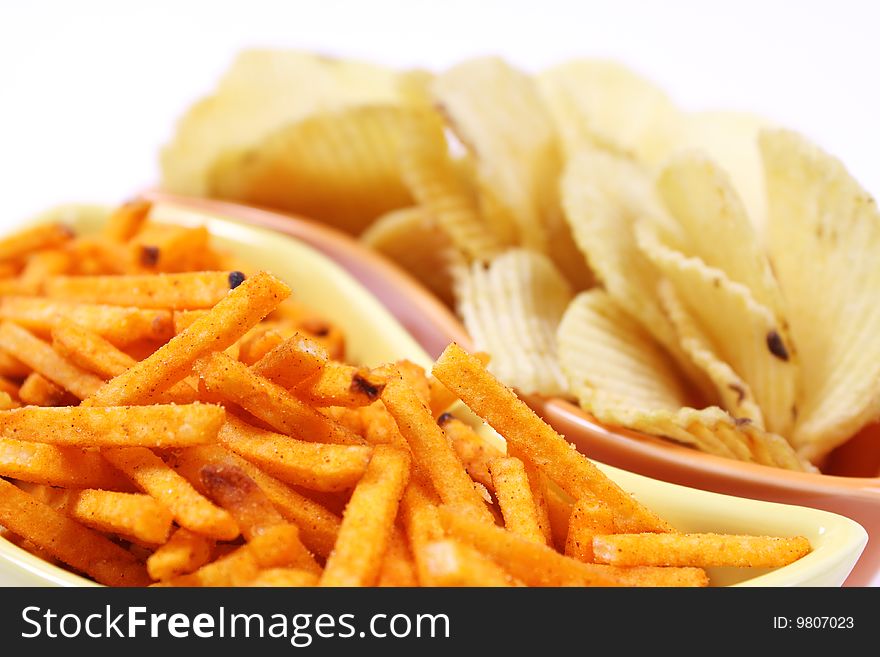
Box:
[0,203,811,586]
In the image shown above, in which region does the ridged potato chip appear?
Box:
[560,149,713,399]
[557,291,810,471]
[208,105,413,234]
[361,207,457,306]
[655,151,786,316]
[161,49,401,197]
[538,59,680,165]
[657,279,764,426]
[762,129,880,461]
[669,111,772,237]
[636,220,797,437]
[433,57,557,253]
[456,249,572,396]
[396,76,506,262]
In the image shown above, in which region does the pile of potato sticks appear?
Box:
[0,202,809,586]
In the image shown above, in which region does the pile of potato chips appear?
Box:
[161,50,880,472]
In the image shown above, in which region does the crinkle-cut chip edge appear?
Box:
[455,249,572,396]
[556,290,695,412]
[657,279,765,428]
[635,219,798,438]
[578,395,814,472]
[761,128,880,461]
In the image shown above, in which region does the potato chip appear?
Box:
[560,148,713,399]
[433,58,553,250]
[456,249,572,396]
[762,129,880,461]
[636,220,797,436]
[161,49,400,196]
[657,280,764,426]
[361,207,457,305]
[208,105,413,234]
[558,290,693,415]
[557,290,810,470]
[396,76,506,263]
[655,151,786,318]
[670,111,772,236]
[538,59,680,165]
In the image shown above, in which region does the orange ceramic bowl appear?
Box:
[144,193,879,587]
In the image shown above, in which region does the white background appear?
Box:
[1,0,879,227]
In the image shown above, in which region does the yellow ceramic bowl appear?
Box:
[0,200,868,587]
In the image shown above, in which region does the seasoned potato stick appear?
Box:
[0,391,18,410]
[506,445,554,546]
[0,438,131,489]
[544,480,575,549]
[198,351,362,445]
[0,375,18,400]
[359,401,410,449]
[19,250,72,293]
[146,527,213,581]
[170,443,340,557]
[103,446,239,540]
[103,199,151,242]
[565,498,614,562]
[489,457,547,545]
[0,478,149,586]
[217,415,371,492]
[0,322,104,399]
[592,532,812,568]
[172,309,209,334]
[611,564,710,587]
[296,362,387,408]
[381,372,493,523]
[237,323,295,364]
[164,524,314,586]
[0,297,173,346]
[18,373,76,406]
[247,568,320,587]
[57,488,174,545]
[440,506,705,587]
[0,404,223,447]
[67,235,129,275]
[87,271,290,406]
[428,377,459,418]
[0,349,29,379]
[377,528,419,587]
[51,320,137,379]
[393,360,431,405]
[323,406,365,436]
[432,344,672,533]
[0,223,73,263]
[50,321,198,403]
[439,505,623,586]
[398,479,444,585]
[45,271,244,310]
[267,301,346,360]
[129,225,210,273]
[320,446,411,587]
[200,463,286,540]
[439,413,503,491]
[249,332,328,387]
[422,538,522,587]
